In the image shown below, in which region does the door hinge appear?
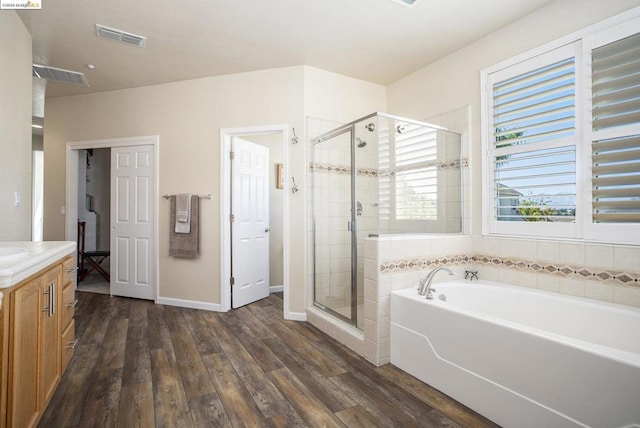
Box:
[230,214,235,222]
[230,151,235,160]
[230,277,235,285]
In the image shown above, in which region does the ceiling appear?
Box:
[18,0,555,99]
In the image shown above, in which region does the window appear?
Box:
[482,12,640,244]
[378,121,461,233]
[590,31,640,226]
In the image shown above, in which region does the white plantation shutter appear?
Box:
[493,58,576,148]
[378,123,440,222]
[378,122,391,221]
[489,46,577,225]
[394,125,438,220]
[592,32,640,131]
[591,31,640,224]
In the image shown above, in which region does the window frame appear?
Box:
[481,8,640,244]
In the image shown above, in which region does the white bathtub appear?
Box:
[390,280,640,428]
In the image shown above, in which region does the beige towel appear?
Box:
[169,195,199,258]
[175,193,192,233]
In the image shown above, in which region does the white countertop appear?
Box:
[0,241,76,288]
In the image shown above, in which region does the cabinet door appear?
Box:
[10,278,41,428]
[40,267,61,407]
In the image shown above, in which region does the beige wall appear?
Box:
[43,65,386,314]
[387,0,640,235]
[304,66,387,122]
[45,67,306,309]
[0,12,32,241]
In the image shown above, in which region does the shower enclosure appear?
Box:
[310,112,462,328]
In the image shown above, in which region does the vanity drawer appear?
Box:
[61,319,76,372]
[61,283,77,329]
[62,256,76,287]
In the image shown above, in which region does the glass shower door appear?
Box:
[312,128,357,325]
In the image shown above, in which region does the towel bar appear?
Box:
[162,193,212,199]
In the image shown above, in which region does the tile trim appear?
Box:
[380,253,640,288]
[309,158,469,176]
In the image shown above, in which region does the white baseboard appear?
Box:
[285,311,307,321]
[269,285,284,293]
[156,297,224,312]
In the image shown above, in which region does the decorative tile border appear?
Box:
[309,163,377,176]
[380,253,640,287]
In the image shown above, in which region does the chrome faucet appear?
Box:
[418,267,455,299]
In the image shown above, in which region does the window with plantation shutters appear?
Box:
[483,13,640,244]
[378,123,440,223]
[394,124,439,220]
[487,44,577,233]
[591,31,640,224]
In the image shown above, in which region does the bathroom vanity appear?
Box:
[0,242,77,428]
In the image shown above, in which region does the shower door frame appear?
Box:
[311,112,459,327]
[312,124,359,326]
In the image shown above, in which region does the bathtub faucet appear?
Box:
[418,267,455,299]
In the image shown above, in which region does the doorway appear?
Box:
[65,135,159,301]
[76,148,110,295]
[220,125,290,316]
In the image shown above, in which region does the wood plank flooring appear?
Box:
[39,292,498,428]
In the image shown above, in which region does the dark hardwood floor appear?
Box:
[39,291,497,428]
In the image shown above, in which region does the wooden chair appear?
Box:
[77,221,110,282]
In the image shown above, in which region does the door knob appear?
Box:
[265,228,270,233]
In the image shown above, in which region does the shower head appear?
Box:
[356,138,367,148]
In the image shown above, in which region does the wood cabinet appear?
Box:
[0,254,76,428]
[60,256,77,373]
[9,277,41,428]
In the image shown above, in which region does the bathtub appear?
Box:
[390,280,640,428]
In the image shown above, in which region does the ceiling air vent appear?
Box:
[96,24,146,48]
[390,0,422,7]
[32,64,89,87]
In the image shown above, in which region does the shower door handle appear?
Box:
[347,221,354,232]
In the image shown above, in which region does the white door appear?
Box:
[232,137,270,308]
[111,144,155,300]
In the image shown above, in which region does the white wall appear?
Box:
[0,12,32,241]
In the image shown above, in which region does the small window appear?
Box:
[379,123,459,231]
